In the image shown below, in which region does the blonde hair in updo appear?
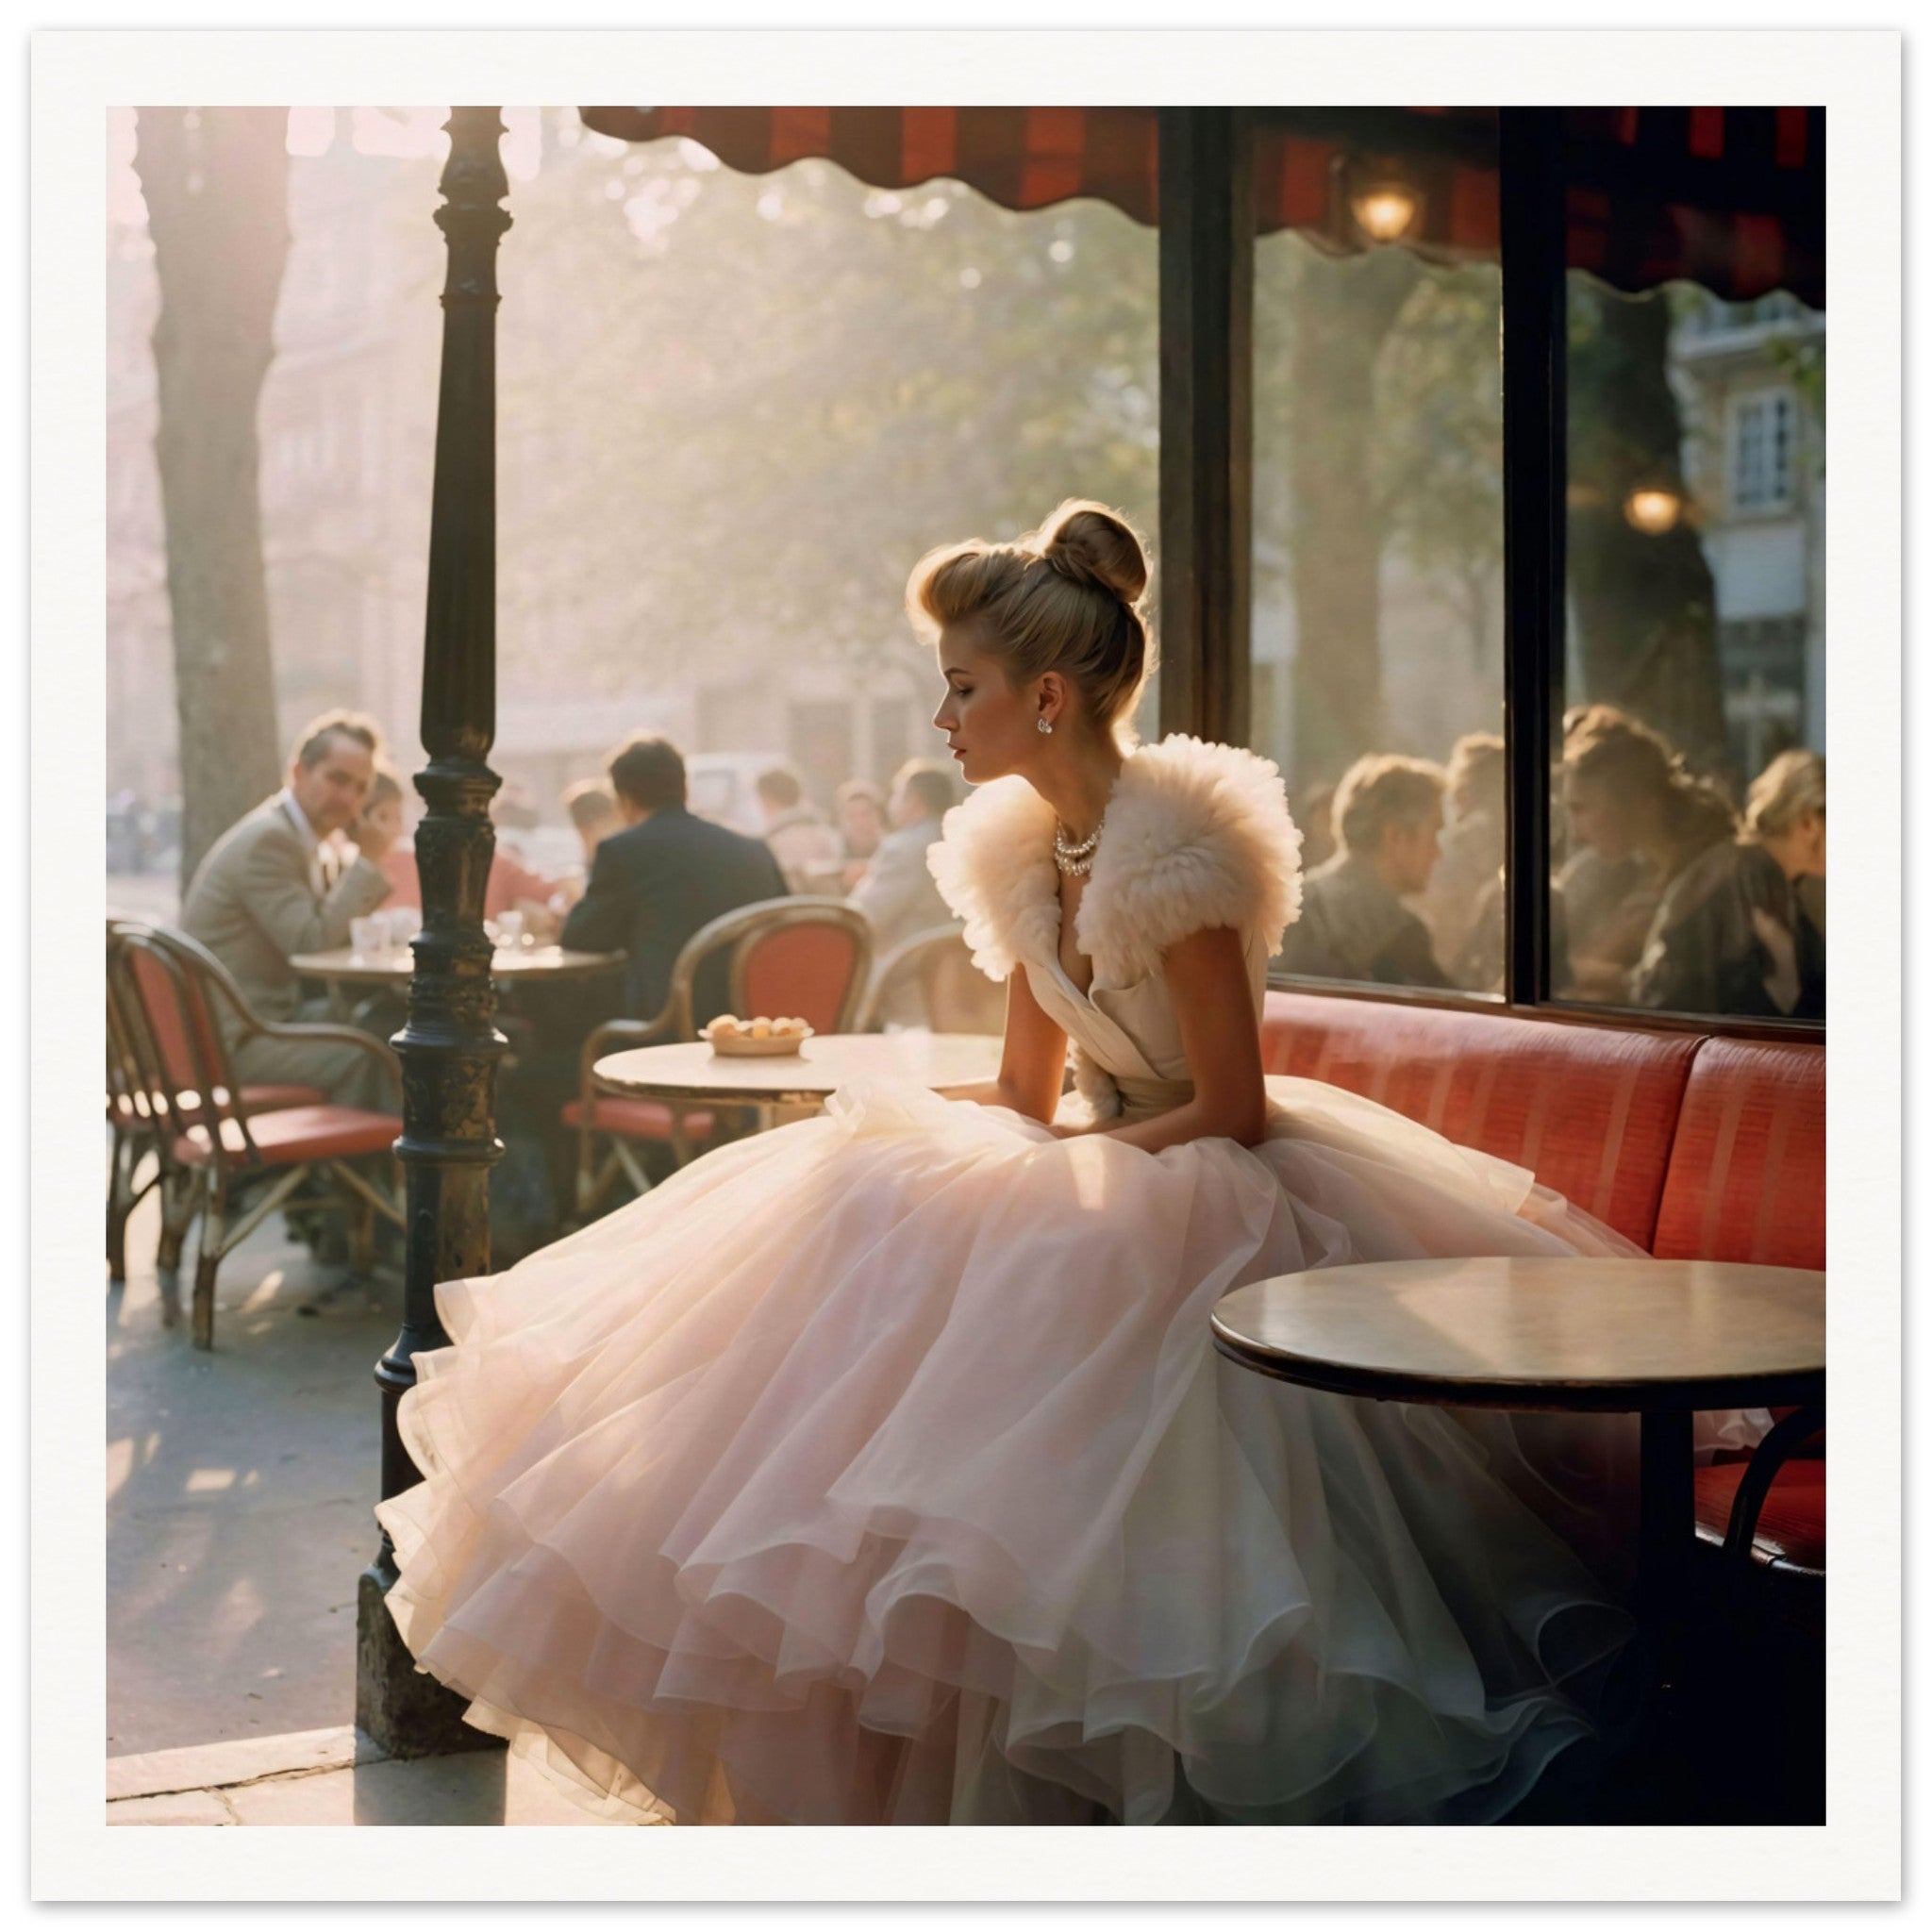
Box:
[905,499,1158,744]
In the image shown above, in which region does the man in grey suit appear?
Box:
[182,710,399,1108]
[848,759,958,1025]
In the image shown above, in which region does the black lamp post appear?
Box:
[355,105,511,1757]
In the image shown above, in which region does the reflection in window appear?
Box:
[1558,280,1824,1021]
[1252,225,1507,996]
[1730,389,1796,512]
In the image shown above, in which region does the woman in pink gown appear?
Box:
[375,502,1759,1825]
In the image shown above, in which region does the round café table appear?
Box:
[292,942,625,989]
[593,1031,1003,1133]
[1210,1256,1824,1812]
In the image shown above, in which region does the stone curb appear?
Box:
[107,1724,378,1802]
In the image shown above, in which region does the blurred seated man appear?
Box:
[563,778,622,865]
[1745,747,1824,1018]
[848,759,958,1025]
[181,709,396,1108]
[833,778,889,891]
[564,734,788,1027]
[1412,732,1505,987]
[1279,754,1453,989]
[757,765,843,894]
[366,764,561,937]
[544,778,625,920]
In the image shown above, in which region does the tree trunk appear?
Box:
[1565,282,1730,774]
[1284,248,1421,783]
[134,108,290,895]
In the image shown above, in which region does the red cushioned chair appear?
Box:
[569,897,874,1218]
[112,923,403,1350]
[107,920,327,1285]
[1655,1038,1826,1603]
[106,920,165,1283]
[1694,1404,1825,1586]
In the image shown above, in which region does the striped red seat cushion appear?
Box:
[1259,991,1700,1248]
[1651,1039,1824,1269]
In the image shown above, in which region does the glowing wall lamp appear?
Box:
[1623,485,1686,536]
[1341,156,1423,245]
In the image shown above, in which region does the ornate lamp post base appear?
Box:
[353,105,513,1758]
[356,1557,496,1758]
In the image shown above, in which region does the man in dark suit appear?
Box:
[561,734,788,1024]
[494,735,786,1251]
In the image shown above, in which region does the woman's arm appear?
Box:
[965,965,1068,1124]
[1089,925,1269,1154]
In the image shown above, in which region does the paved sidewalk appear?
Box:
[108,1183,403,1756]
[106,1726,657,1826]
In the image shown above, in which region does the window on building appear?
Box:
[1730,389,1797,514]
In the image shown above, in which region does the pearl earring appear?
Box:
[1037,718,1054,736]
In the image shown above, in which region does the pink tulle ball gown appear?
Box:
[375,738,1760,1824]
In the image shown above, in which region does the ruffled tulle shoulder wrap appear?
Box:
[927,736,1303,983]
[1081,737,1304,980]
[925,774,1058,981]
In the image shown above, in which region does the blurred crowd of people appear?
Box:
[106,791,180,877]
[343,740,961,970]
[1283,709,1824,1021]
[169,709,974,1254]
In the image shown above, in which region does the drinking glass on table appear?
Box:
[495,909,525,951]
[349,915,391,963]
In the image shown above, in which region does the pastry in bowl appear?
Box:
[701,1014,814,1058]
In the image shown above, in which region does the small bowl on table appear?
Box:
[701,1016,814,1058]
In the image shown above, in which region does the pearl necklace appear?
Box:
[1053,814,1105,878]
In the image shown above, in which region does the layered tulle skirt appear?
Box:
[375,1077,1760,1825]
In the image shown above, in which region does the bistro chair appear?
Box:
[854,922,1004,1034]
[1694,1403,1826,1612]
[569,896,873,1218]
[111,922,403,1350]
[1689,1403,1825,1816]
[106,920,166,1283]
[107,920,330,1284]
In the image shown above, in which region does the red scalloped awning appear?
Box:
[577,105,1824,308]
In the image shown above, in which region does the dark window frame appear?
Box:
[1158,106,1823,1044]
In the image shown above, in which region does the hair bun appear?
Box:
[1037,499,1149,607]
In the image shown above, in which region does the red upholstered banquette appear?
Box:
[1258,991,1825,1573]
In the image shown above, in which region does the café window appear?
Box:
[1557,275,1824,1024]
[1239,109,1824,1034]
[1249,112,1507,1001]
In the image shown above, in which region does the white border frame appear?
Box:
[33,25,1901,1905]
